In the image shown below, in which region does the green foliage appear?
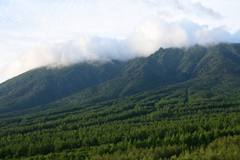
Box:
[177,135,240,160]
[1,84,240,159]
[1,43,240,159]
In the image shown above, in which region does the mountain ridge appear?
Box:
[1,43,240,117]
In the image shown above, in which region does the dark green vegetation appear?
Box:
[1,43,240,159]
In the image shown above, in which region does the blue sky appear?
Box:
[1,0,240,83]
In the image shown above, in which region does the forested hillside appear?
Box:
[0,61,125,113]
[1,43,240,159]
[2,43,240,117]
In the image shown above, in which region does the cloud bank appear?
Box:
[3,18,240,80]
[1,0,240,82]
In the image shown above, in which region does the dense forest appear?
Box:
[1,87,240,159]
[1,43,240,159]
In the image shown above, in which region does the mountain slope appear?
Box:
[1,62,240,159]
[40,43,240,107]
[1,43,240,159]
[0,61,125,112]
[1,43,240,116]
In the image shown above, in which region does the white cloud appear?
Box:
[194,27,231,45]
[192,2,222,19]
[4,18,240,80]
[1,0,240,82]
[128,19,189,56]
[3,35,131,79]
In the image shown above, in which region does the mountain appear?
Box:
[0,61,125,113]
[1,43,240,117]
[1,43,240,159]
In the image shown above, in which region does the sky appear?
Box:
[0,0,240,83]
